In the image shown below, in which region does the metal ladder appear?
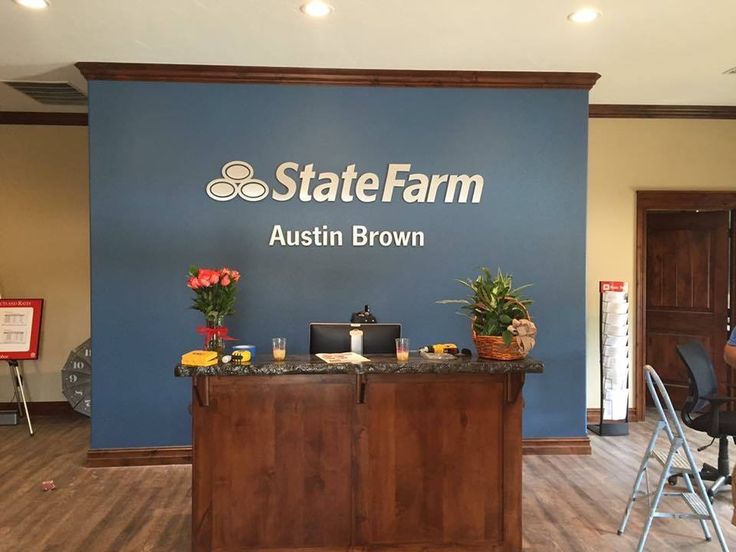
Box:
[618,365,729,551]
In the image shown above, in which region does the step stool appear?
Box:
[618,365,729,551]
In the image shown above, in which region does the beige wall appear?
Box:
[586,119,736,408]
[0,125,89,403]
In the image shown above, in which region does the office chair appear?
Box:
[676,340,736,498]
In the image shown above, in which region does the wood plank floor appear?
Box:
[0,414,734,551]
[0,415,190,551]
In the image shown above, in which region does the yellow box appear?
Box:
[181,350,218,366]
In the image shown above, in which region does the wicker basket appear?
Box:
[472,297,531,361]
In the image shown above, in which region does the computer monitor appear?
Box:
[309,323,402,355]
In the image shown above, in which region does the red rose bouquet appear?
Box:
[187,265,241,351]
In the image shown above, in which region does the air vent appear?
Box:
[724,66,736,75]
[3,81,87,105]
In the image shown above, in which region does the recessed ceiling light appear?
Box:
[13,0,49,9]
[567,7,600,24]
[300,1,333,18]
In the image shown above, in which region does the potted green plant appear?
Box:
[438,267,536,360]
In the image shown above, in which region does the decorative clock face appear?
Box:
[61,338,91,417]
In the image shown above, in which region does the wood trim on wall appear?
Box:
[86,446,193,468]
[522,437,592,456]
[75,62,601,89]
[0,401,76,416]
[636,195,648,422]
[590,104,736,119]
[0,111,88,126]
[87,437,592,467]
[732,219,736,401]
[4,105,733,127]
[3,107,734,126]
[637,191,736,211]
[586,407,639,424]
[635,191,736,422]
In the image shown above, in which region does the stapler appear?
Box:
[420,343,460,355]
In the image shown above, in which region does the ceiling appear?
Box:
[0,0,734,113]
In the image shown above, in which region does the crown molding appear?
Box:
[75,62,601,90]
[0,111,88,126]
[590,104,736,119]
[7,102,733,127]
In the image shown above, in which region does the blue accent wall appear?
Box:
[88,81,589,448]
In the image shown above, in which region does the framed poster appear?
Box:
[0,298,44,361]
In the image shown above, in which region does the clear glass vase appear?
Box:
[205,314,226,354]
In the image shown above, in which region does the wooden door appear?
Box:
[732,217,736,402]
[353,373,520,549]
[192,375,354,551]
[645,211,730,407]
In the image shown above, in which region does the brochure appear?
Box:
[316,352,370,364]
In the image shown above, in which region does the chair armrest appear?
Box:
[701,395,736,436]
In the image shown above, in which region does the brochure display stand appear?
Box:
[0,298,44,436]
[588,282,629,436]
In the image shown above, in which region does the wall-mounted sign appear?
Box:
[206,161,485,204]
[268,224,425,248]
[0,298,44,360]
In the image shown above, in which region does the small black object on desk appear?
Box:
[351,304,377,324]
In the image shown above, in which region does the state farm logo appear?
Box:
[206,160,485,204]
[206,161,269,202]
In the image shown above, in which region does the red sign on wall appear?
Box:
[0,298,44,361]
[600,281,627,293]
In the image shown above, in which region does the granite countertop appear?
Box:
[175,354,543,377]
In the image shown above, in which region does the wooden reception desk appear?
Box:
[176,355,543,552]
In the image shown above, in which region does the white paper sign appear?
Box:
[0,307,32,352]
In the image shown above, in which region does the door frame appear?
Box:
[635,191,736,421]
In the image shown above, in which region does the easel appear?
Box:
[0,297,43,437]
[7,359,33,436]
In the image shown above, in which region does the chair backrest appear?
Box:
[676,340,718,418]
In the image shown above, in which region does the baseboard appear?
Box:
[587,407,639,424]
[0,401,76,417]
[86,446,193,468]
[87,437,592,467]
[522,437,592,455]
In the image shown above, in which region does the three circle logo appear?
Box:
[206,161,270,202]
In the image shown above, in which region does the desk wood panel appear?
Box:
[193,376,354,551]
[354,377,505,546]
[192,373,525,551]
